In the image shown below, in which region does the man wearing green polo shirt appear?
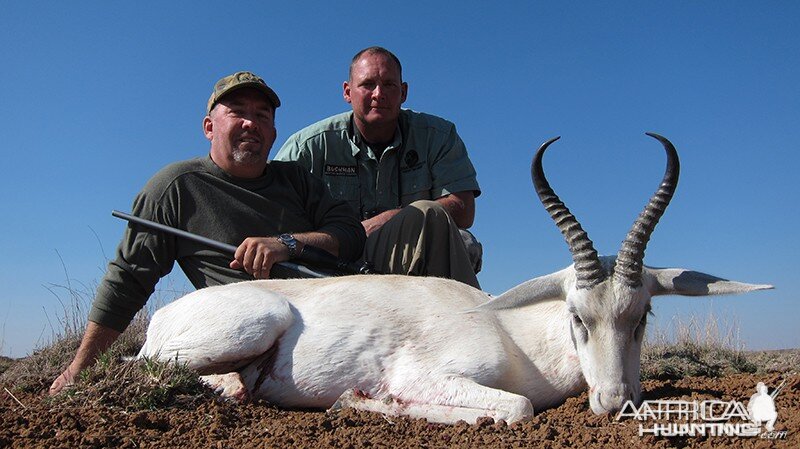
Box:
[275,46,481,288]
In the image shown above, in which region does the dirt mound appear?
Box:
[1,373,797,448]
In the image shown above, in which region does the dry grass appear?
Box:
[746,349,800,374]
[0,261,203,409]
[0,303,212,411]
[62,352,215,411]
[640,312,798,379]
[0,252,155,394]
[0,356,12,376]
[0,310,150,394]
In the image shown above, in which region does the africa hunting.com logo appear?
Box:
[616,379,789,440]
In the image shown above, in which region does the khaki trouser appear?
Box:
[363,200,481,289]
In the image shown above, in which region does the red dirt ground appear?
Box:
[1,373,797,448]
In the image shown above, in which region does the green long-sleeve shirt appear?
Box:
[88,156,365,332]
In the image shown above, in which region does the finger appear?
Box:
[252,251,266,278]
[49,372,70,395]
[258,258,273,280]
[242,242,259,274]
[234,239,248,264]
[232,239,251,271]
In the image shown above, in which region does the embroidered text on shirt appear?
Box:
[324,164,358,176]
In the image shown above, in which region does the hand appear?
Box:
[361,208,402,237]
[230,237,290,279]
[48,321,120,396]
[49,367,77,396]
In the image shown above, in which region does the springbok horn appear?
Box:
[614,132,680,287]
[532,137,606,289]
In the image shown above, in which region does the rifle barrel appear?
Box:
[111,210,328,279]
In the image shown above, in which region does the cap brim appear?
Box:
[210,82,281,112]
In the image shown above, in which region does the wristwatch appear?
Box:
[277,233,298,258]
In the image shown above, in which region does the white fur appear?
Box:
[138,261,771,424]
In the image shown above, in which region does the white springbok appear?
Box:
[138,133,772,424]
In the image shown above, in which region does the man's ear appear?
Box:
[401,82,408,104]
[203,115,213,141]
[343,81,352,104]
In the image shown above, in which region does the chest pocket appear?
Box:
[325,177,361,215]
[399,169,432,207]
[325,176,359,200]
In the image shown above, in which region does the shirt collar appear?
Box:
[349,112,403,159]
[203,154,272,188]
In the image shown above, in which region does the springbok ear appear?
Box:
[470,269,570,312]
[644,267,773,297]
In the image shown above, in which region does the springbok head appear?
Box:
[480,133,772,414]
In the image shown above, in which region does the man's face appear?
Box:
[344,53,408,133]
[204,88,277,175]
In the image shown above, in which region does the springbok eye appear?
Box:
[570,313,588,343]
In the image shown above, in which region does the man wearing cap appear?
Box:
[49,71,366,395]
[275,46,481,288]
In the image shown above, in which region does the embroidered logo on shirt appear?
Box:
[401,149,423,173]
[324,164,357,176]
[404,150,419,167]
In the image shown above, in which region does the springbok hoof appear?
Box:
[200,373,250,403]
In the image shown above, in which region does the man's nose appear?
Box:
[371,85,385,100]
[242,116,259,130]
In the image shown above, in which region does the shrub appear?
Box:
[641,313,757,380]
[60,352,214,411]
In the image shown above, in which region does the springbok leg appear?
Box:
[138,284,294,374]
[330,377,534,424]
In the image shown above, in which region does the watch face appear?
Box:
[278,233,297,257]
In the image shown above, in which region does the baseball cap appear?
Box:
[207,71,281,114]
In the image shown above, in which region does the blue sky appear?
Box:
[1,2,797,357]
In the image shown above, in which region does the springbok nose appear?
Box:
[599,392,627,413]
[593,384,635,414]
